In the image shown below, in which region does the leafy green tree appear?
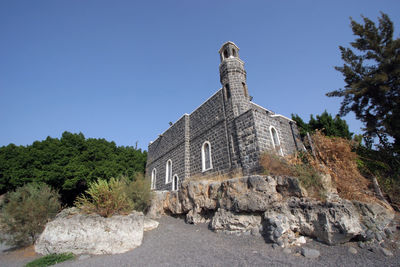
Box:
[292,111,353,139]
[0,183,61,246]
[0,132,147,205]
[326,13,400,153]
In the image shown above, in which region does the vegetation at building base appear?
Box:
[0,183,61,247]
[260,150,325,199]
[75,173,152,217]
[25,253,75,267]
[0,131,147,205]
[260,131,385,205]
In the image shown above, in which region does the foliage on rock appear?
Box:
[261,131,390,205]
[0,183,61,246]
[260,151,325,199]
[74,177,134,217]
[309,131,374,202]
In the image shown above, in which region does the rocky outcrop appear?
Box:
[151,175,395,247]
[35,208,144,255]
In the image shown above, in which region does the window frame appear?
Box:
[201,141,213,172]
[165,159,172,184]
[269,126,284,156]
[151,168,157,190]
[172,174,179,191]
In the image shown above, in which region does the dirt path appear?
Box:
[2,216,400,266]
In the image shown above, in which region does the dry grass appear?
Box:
[260,152,325,199]
[260,131,389,205]
[184,169,244,184]
[310,131,375,202]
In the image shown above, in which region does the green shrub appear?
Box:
[25,253,75,267]
[0,183,61,246]
[124,173,153,212]
[74,177,134,217]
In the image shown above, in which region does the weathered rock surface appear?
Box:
[35,208,144,255]
[210,209,262,235]
[144,218,159,232]
[150,175,395,248]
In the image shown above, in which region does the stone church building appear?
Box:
[147,41,302,191]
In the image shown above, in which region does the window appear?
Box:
[232,49,237,57]
[225,83,231,98]
[224,49,229,59]
[172,174,179,191]
[151,168,157,190]
[202,141,213,171]
[165,160,172,183]
[270,126,284,156]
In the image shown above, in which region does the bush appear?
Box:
[74,177,134,218]
[124,173,153,212]
[260,152,325,199]
[25,253,75,267]
[311,131,373,202]
[0,183,61,247]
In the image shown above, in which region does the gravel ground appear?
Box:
[1,215,399,267]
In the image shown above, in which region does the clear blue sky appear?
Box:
[1,1,399,151]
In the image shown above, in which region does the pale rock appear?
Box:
[35,208,144,255]
[144,218,159,231]
[146,191,168,219]
[210,209,262,234]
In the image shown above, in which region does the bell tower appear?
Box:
[219,41,250,117]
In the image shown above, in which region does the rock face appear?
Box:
[35,208,144,255]
[151,175,394,247]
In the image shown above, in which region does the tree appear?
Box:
[0,183,61,246]
[292,111,353,140]
[326,13,400,153]
[0,131,148,205]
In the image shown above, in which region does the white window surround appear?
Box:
[151,168,157,190]
[201,141,213,172]
[165,159,172,184]
[269,126,284,156]
[172,174,179,191]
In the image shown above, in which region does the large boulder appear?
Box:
[35,208,144,255]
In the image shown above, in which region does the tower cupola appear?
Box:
[219,41,240,62]
[219,41,250,117]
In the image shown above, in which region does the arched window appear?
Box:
[165,160,172,183]
[151,168,157,190]
[202,141,213,172]
[172,174,179,191]
[270,126,284,156]
[232,49,237,57]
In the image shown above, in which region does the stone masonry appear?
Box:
[147,41,302,191]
